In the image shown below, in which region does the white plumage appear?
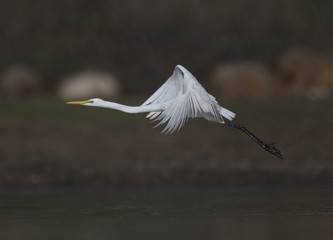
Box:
[141,65,235,133]
[67,65,235,134]
[67,64,282,159]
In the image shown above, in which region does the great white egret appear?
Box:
[67,65,282,159]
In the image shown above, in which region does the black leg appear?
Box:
[223,121,283,160]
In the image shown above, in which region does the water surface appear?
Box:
[1,187,333,240]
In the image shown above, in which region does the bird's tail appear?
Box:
[219,107,236,121]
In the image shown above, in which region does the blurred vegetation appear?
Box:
[1,1,333,188]
[1,0,333,93]
[0,97,332,187]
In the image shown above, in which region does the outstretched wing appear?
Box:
[142,65,224,134]
[141,66,184,106]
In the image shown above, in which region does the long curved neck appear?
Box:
[95,101,164,114]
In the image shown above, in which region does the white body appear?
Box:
[70,65,235,134]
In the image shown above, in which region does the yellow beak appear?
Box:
[66,100,93,105]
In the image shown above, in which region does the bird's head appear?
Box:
[66,98,103,106]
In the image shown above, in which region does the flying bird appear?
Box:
[67,65,282,159]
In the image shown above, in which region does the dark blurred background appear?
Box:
[0,0,333,188]
[2,0,333,94]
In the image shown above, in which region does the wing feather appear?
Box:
[141,69,182,106]
[142,65,233,133]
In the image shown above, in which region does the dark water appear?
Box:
[1,187,333,240]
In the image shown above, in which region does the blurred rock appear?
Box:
[58,70,121,100]
[0,66,41,97]
[210,62,274,99]
[278,48,333,99]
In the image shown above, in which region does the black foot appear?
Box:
[263,143,283,160]
[224,121,283,160]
